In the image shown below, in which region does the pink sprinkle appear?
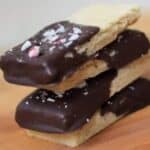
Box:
[28,46,40,58]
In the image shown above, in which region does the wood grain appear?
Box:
[0,14,150,150]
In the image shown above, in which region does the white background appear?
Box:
[0,0,150,49]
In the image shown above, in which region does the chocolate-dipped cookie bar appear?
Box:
[16,76,150,147]
[0,5,140,91]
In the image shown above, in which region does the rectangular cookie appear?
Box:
[15,53,150,147]
[20,77,150,147]
[42,30,150,92]
[0,5,140,88]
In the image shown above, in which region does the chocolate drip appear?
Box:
[16,78,150,134]
[101,78,150,115]
[96,30,150,68]
[16,70,117,133]
[0,28,149,86]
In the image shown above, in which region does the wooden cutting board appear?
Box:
[0,13,150,150]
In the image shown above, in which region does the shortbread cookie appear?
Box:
[1,30,149,92]
[15,53,150,132]
[0,5,140,87]
[20,78,150,147]
[42,30,150,92]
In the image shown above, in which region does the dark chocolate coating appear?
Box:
[0,28,149,86]
[0,21,99,85]
[101,78,150,115]
[96,30,150,68]
[15,75,150,133]
[16,70,117,133]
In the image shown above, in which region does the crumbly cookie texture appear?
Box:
[27,112,119,147]
[70,4,140,55]
[26,54,150,147]
[42,51,150,93]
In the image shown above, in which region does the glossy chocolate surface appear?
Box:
[16,70,117,133]
[96,30,150,68]
[101,78,150,115]
[16,76,150,133]
[0,28,149,86]
[0,21,99,85]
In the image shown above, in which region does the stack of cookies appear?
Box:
[0,5,150,147]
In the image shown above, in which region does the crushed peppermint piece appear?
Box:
[77,82,87,88]
[69,34,79,41]
[49,35,59,43]
[64,52,74,58]
[109,50,116,57]
[47,98,56,103]
[28,46,40,58]
[60,38,66,43]
[64,104,68,109]
[42,99,46,103]
[64,41,72,47]
[43,29,56,37]
[55,92,63,98]
[49,46,56,52]
[73,27,82,34]
[86,118,90,123]
[107,101,113,105]
[56,24,65,33]
[129,86,135,91]
[25,101,29,105]
[17,58,23,63]
[83,91,88,96]
[21,41,32,51]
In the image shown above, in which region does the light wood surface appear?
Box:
[0,14,150,150]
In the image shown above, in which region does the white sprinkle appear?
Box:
[109,50,116,57]
[49,35,59,43]
[42,99,46,103]
[25,101,29,105]
[28,46,40,58]
[77,82,87,89]
[129,86,135,91]
[73,27,82,34]
[21,41,32,51]
[83,91,88,96]
[49,46,56,52]
[17,58,23,63]
[60,38,66,43]
[56,24,65,33]
[107,101,113,105]
[69,34,79,41]
[64,52,74,58]
[55,92,63,98]
[86,118,90,123]
[47,98,56,103]
[64,41,72,47]
[43,29,56,37]
[64,104,68,109]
